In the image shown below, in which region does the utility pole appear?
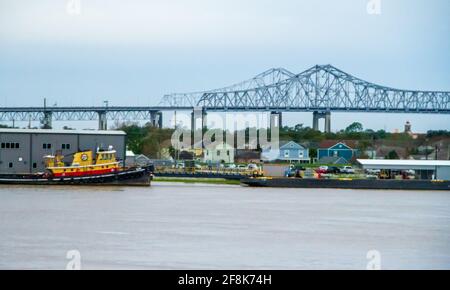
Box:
[448,144,450,160]
[434,144,440,180]
[174,111,177,129]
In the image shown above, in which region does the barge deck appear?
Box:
[241,178,450,191]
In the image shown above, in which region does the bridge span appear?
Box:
[1,65,449,131]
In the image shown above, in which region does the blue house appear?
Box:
[262,141,310,163]
[317,141,356,163]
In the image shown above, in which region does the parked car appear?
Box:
[237,164,247,170]
[174,162,185,169]
[326,166,341,174]
[247,164,259,170]
[365,169,381,175]
[316,166,328,174]
[225,164,237,169]
[285,168,295,177]
[340,166,355,174]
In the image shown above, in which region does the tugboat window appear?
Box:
[15,143,20,149]
[1,143,4,148]
[8,162,13,168]
[33,163,37,169]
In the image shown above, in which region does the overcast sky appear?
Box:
[0,0,449,132]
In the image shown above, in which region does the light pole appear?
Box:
[435,144,439,180]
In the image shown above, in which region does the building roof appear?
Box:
[357,159,450,170]
[318,156,349,165]
[279,141,305,150]
[318,140,356,149]
[0,128,126,135]
[204,142,234,150]
[235,150,261,159]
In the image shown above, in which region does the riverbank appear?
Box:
[153,177,241,185]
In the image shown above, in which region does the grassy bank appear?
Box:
[153,177,241,185]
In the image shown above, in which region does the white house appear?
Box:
[203,143,235,164]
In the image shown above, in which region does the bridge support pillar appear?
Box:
[150,111,163,129]
[270,112,282,130]
[313,111,320,131]
[313,111,331,133]
[41,111,52,129]
[191,108,207,131]
[325,111,331,133]
[191,108,207,149]
[98,111,108,130]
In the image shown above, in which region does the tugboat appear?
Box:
[44,146,122,178]
[0,146,152,186]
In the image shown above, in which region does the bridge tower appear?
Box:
[191,108,207,149]
[191,108,207,131]
[41,111,52,129]
[150,111,163,129]
[98,111,108,130]
[313,111,331,133]
[270,112,282,130]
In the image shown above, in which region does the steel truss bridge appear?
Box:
[1,65,449,132]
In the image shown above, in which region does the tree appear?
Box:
[309,148,317,158]
[386,150,399,160]
[345,122,364,133]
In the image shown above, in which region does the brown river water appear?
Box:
[0,183,449,269]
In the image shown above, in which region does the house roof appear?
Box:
[279,141,305,150]
[318,140,356,149]
[318,156,349,164]
[235,150,261,159]
[204,142,234,150]
[135,154,150,160]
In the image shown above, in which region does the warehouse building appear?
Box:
[357,159,450,181]
[0,129,126,174]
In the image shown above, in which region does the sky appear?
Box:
[0,0,449,132]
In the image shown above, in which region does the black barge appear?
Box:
[241,178,450,191]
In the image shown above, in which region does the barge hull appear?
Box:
[0,168,151,187]
[241,178,450,191]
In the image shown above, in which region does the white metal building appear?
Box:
[204,143,235,164]
[357,159,450,181]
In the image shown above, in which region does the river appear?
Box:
[0,183,449,269]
